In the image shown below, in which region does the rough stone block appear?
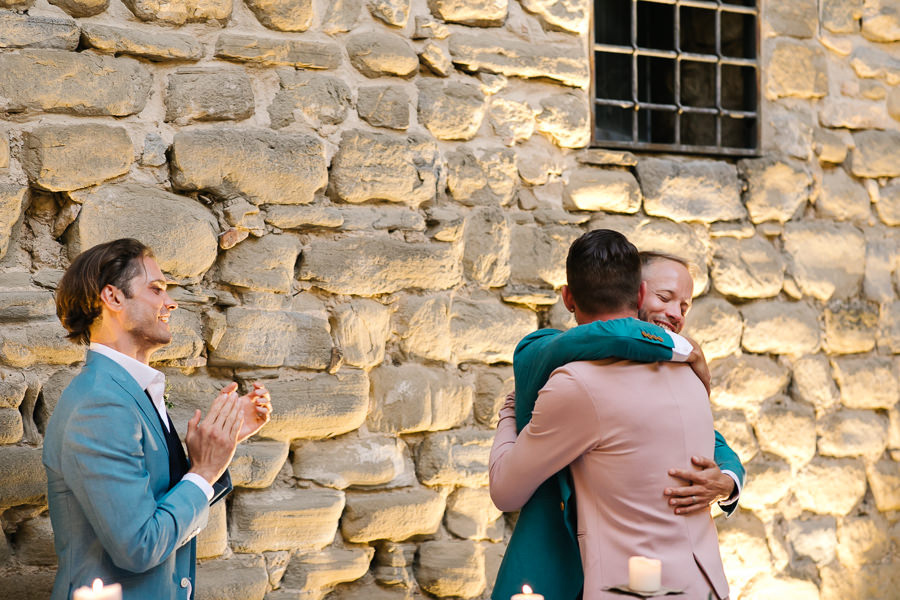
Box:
[255,371,368,441]
[394,294,452,361]
[346,32,417,78]
[832,355,898,409]
[790,354,840,414]
[0,186,24,260]
[263,204,343,229]
[520,0,587,33]
[683,297,741,361]
[764,0,816,37]
[171,129,326,206]
[463,207,510,288]
[767,40,827,98]
[535,92,589,148]
[592,214,712,295]
[449,31,589,88]
[739,157,811,223]
[824,300,878,354]
[739,453,790,510]
[415,540,485,599]
[123,0,230,23]
[754,396,816,468]
[0,571,55,599]
[0,446,45,509]
[280,547,374,594]
[862,0,900,42]
[230,440,289,488]
[150,307,203,364]
[269,71,351,130]
[636,157,745,223]
[446,146,517,207]
[0,132,7,170]
[450,297,537,364]
[244,0,311,31]
[300,235,460,295]
[341,487,445,542]
[817,169,871,223]
[488,97,535,145]
[863,228,898,303]
[509,224,580,288]
[217,234,301,294]
[714,511,772,591]
[788,515,836,565]
[878,300,900,353]
[230,487,344,553]
[822,0,863,33]
[417,78,485,141]
[429,0,506,25]
[741,300,820,355]
[0,372,27,410]
[215,33,341,69]
[875,182,900,226]
[195,555,269,600]
[80,23,203,61]
[0,320,85,368]
[710,354,790,411]
[68,183,217,282]
[23,124,132,192]
[837,511,890,569]
[564,167,640,213]
[783,221,865,302]
[818,409,888,459]
[445,487,503,541]
[820,562,900,600]
[293,434,413,489]
[330,130,438,207]
[473,366,513,427]
[357,85,410,130]
[851,130,900,178]
[416,429,493,487]
[0,50,151,116]
[0,290,54,322]
[12,513,55,566]
[0,408,22,444]
[710,235,783,300]
[418,40,452,76]
[196,498,227,559]
[740,575,820,600]
[332,299,392,369]
[867,457,900,511]
[0,12,79,49]
[794,457,867,516]
[165,68,253,124]
[368,364,471,434]
[369,0,409,26]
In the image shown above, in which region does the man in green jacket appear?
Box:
[490,242,743,600]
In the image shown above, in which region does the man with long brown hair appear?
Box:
[44,238,272,600]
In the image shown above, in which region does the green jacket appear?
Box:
[491,318,745,600]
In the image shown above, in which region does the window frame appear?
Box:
[589,0,762,157]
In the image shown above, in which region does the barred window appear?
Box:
[592,0,759,156]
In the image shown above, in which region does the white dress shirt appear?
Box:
[89,343,213,501]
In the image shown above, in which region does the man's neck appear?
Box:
[90,333,152,364]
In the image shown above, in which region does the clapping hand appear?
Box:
[236,382,272,442]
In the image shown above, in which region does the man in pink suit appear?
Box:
[489,229,728,600]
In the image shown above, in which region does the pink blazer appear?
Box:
[490,359,729,600]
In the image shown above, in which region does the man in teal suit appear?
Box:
[44,238,272,600]
[491,243,744,600]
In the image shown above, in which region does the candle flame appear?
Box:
[92,579,104,592]
[523,585,533,594]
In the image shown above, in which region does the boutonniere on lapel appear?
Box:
[164,382,173,410]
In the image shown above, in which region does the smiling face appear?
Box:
[118,256,177,353]
[637,258,693,334]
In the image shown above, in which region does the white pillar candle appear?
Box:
[628,556,661,592]
[72,579,123,600]
[511,584,544,600]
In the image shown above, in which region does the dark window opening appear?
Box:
[592,0,760,156]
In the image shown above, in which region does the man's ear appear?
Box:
[637,280,647,309]
[561,285,576,313]
[99,284,124,313]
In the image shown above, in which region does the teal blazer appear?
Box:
[492,318,745,600]
[43,351,222,600]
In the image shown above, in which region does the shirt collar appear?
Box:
[89,342,166,405]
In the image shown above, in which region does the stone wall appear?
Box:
[0,0,899,598]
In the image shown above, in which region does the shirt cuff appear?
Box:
[183,473,214,502]
[669,332,693,362]
[718,469,741,507]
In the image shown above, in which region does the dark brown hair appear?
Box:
[566,229,641,314]
[56,238,153,345]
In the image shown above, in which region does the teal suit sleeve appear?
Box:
[60,392,209,573]
[714,431,745,516]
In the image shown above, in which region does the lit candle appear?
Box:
[628,556,661,592]
[72,578,123,600]
[511,584,544,600]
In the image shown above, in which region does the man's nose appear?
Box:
[164,293,177,311]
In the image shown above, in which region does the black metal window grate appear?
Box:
[592,0,759,156]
